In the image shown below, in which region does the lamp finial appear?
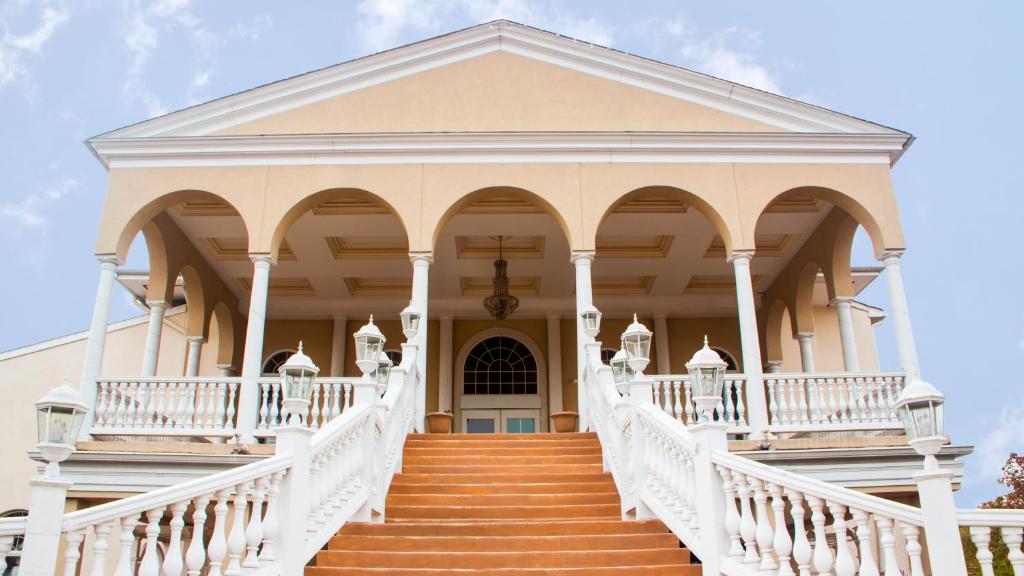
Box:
[703,335,709,347]
[298,340,304,353]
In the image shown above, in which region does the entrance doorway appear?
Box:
[456,332,547,433]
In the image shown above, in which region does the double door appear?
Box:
[461,409,540,434]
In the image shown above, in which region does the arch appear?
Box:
[595,185,737,255]
[269,187,409,261]
[792,260,822,336]
[758,186,888,258]
[763,298,790,363]
[177,265,209,339]
[262,349,296,375]
[711,347,739,372]
[463,336,540,396]
[139,221,172,303]
[111,189,249,263]
[429,186,574,251]
[210,302,236,367]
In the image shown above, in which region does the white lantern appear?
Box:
[279,342,319,426]
[609,347,634,394]
[621,314,652,374]
[400,303,421,340]
[376,352,394,391]
[685,336,728,422]
[354,315,386,377]
[581,305,602,340]
[895,379,946,468]
[35,378,88,477]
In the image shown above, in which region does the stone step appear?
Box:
[401,463,604,475]
[312,548,691,569]
[387,481,617,495]
[326,533,680,552]
[307,565,701,576]
[391,472,611,484]
[402,454,602,465]
[406,433,598,441]
[386,492,620,507]
[386,503,622,519]
[403,445,603,456]
[340,520,670,537]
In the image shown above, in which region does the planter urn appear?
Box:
[425,412,454,434]
[550,411,579,433]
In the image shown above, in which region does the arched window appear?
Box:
[464,336,538,395]
[712,347,739,371]
[384,349,402,365]
[0,509,26,576]
[600,348,617,365]
[262,350,295,376]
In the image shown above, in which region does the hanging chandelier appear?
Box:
[484,236,519,320]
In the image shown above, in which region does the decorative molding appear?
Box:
[764,195,826,213]
[312,199,390,215]
[344,277,412,296]
[704,234,796,258]
[204,237,296,260]
[684,274,765,294]
[460,276,540,296]
[235,277,315,296]
[454,235,545,259]
[612,194,688,214]
[592,275,655,295]
[325,236,409,259]
[459,196,544,214]
[596,235,674,258]
[176,200,239,217]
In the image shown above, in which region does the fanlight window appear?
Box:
[464,336,538,395]
[384,350,402,365]
[262,350,296,376]
[600,348,617,365]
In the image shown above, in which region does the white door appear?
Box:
[462,409,540,433]
[457,334,548,433]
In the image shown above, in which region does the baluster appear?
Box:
[114,383,128,427]
[886,377,901,420]
[268,383,280,427]
[185,384,198,427]
[225,482,250,576]
[722,381,736,425]
[258,382,270,429]
[769,484,794,576]
[139,383,154,427]
[767,378,779,425]
[733,473,760,564]
[673,446,688,518]
[830,502,855,576]
[718,466,745,558]
[63,530,84,576]
[225,383,237,430]
[307,454,323,533]
[260,471,284,564]
[749,477,777,571]
[672,381,684,421]
[125,382,139,427]
[653,381,664,413]
[194,383,207,429]
[205,382,218,428]
[114,513,139,576]
[779,378,793,426]
[808,496,834,576]
[90,521,115,576]
[852,377,866,423]
[794,378,808,424]
[972,527,997,576]
[309,383,322,429]
[1001,527,1024,576]
[207,488,232,576]
[162,502,187,576]
[683,379,695,424]
[782,378,795,425]
[149,383,164,428]
[849,509,879,576]
[139,507,165,576]
[244,476,268,568]
[874,517,900,576]
[861,378,876,422]
[95,383,109,427]
[788,489,812,576]
[179,381,194,428]
[808,378,822,423]
[837,378,851,423]
[687,456,699,530]
[343,382,352,411]
[330,382,342,421]
[900,524,925,576]
[186,495,211,576]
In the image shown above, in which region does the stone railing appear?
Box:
[255,377,363,437]
[92,377,240,437]
[958,509,1024,576]
[647,374,750,434]
[0,516,25,569]
[19,343,420,576]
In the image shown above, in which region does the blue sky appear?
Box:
[0,0,1021,506]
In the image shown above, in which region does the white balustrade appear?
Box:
[765,372,906,433]
[93,377,240,437]
[0,517,26,571]
[255,377,359,436]
[959,510,1024,576]
[647,374,749,433]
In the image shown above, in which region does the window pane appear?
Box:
[466,418,495,434]
[463,336,538,395]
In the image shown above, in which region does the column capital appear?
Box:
[331,314,348,322]
[186,335,207,344]
[146,300,168,309]
[409,252,434,265]
[250,254,277,267]
[831,296,856,306]
[546,313,561,321]
[569,250,596,265]
[795,332,815,341]
[96,254,123,267]
[765,360,783,370]
[727,250,755,264]
[879,249,905,262]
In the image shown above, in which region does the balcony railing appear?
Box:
[255,377,363,437]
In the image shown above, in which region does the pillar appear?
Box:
[833,297,861,372]
[410,253,432,432]
[881,251,921,381]
[19,475,72,576]
[654,314,671,374]
[185,336,204,377]
[141,301,167,377]
[729,251,770,438]
[79,255,120,438]
[571,251,595,431]
[547,315,563,414]
[796,332,816,373]
[915,468,968,576]
[238,255,274,443]
[330,316,347,377]
[765,360,783,373]
[438,316,453,413]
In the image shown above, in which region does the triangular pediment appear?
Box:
[96,21,906,140]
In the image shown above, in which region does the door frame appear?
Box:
[454,327,549,433]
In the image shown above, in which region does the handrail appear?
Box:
[0,517,26,537]
[958,508,1024,528]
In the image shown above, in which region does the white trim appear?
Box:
[91,131,908,169]
[0,306,186,362]
[91,21,907,143]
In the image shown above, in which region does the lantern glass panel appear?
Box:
[898,403,917,440]
[376,358,393,387]
[37,405,80,445]
[911,401,936,439]
[611,360,626,384]
[623,334,651,361]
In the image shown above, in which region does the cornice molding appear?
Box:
[89,131,909,169]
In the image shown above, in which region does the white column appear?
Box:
[765,360,783,374]
[796,332,816,373]
[571,251,595,431]
[410,253,432,432]
[330,316,347,377]
[186,336,204,377]
[238,255,275,443]
[729,251,770,438]
[438,316,453,413]
[881,251,921,381]
[547,315,563,414]
[654,314,671,374]
[79,255,121,438]
[833,297,861,372]
[141,301,167,377]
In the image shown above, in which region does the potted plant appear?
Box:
[550,411,578,433]
[425,410,454,433]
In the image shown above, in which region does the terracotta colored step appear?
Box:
[404,439,600,448]
[404,446,602,456]
[403,454,602,465]
[314,548,690,569]
[386,503,622,519]
[327,533,680,552]
[307,566,701,576]
[406,433,597,441]
[401,464,604,474]
[391,473,611,484]
[386,493,620,507]
[387,482,617,495]
[340,519,670,537]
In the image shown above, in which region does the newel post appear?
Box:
[273,423,313,576]
[627,376,654,520]
[690,421,730,576]
[352,382,380,522]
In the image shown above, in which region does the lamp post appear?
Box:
[686,336,728,423]
[376,352,393,393]
[34,378,88,478]
[610,347,633,395]
[581,305,602,341]
[895,379,946,470]
[400,304,421,342]
[278,342,319,427]
[354,316,386,381]
[621,314,652,376]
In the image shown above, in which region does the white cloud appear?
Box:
[977,402,1024,481]
[0,176,82,235]
[0,2,70,92]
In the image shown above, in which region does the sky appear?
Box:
[0,0,1021,506]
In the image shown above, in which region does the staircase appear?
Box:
[307,432,697,575]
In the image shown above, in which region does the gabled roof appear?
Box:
[91,20,910,141]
